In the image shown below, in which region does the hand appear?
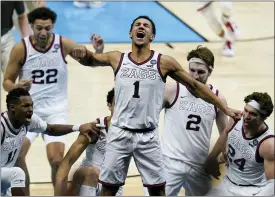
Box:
[90,33,104,53]
[204,157,225,180]
[71,45,87,59]
[225,107,242,121]
[79,122,101,143]
[16,80,32,91]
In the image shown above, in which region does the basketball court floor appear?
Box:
[0,2,274,196]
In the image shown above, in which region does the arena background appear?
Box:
[1,1,274,195]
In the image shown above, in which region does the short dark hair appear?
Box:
[107,88,115,105]
[244,92,274,119]
[6,88,30,110]
[130,15,156,36]
[28,7,57,24]
[187,45,215,71]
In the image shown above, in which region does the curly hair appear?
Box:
[187,45,214,71]
[28,7,57,24]
[244,92,274,119]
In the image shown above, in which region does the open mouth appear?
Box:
[25,113,33,121]
[136,32,145,39]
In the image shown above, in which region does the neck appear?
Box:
[131,44,151,63]
[7,111,22,129]
[244,122,266,138]
[31,34,53,50]
[107,116,112,128]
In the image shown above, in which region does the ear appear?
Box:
[150,34,155,42]
[10,104,15,113]
[129,32,133,39]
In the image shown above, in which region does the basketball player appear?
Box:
[1,1,30,73]
[2,7,102,195]
[205,92,274,196]
[197,2,241,57]
[1,88,100,196]
[55,88,123,196]
[73,15,241,196]
[158,46,228,196]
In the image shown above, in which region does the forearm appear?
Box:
[55,161,71,196]
[78,50,108,67]
[193,81,227,113]
[3,80,18,92]
[18,15,30,37]
[45,124,79,136]
[208,131,228,160]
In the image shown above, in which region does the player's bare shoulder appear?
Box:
[11,41,26,63]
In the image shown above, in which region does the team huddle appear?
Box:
[1,7,274,197]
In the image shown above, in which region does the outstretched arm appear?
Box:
[160,55,241,120]
[55,134,90,196]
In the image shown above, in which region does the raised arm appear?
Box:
[55,134,90,196]
[204,117,236,179]
[215,93,229,134]
[160,55,241,121]
[3,42,32,92]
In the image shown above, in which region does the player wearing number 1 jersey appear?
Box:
[73,16,241,196]
[2,7,104,195]
[160,46,228,196]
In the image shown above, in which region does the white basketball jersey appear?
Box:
[111,50,166,130]
[19,34,68,117]
[161,83,218,171]
[1,112,47,167]
[85,116,108,164]
[226,118,274,186]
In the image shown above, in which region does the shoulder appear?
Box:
[259,135,275,160]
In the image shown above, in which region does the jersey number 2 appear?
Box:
[5,149,18,165]
[32,69,58,84]
[186,114,201,131]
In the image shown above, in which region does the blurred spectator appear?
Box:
[1,1,30,73]
[74,0,106,8]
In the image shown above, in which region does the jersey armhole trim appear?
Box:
[21,39,27,66]
[157,53,166,83]
[1,122,6,145]
[60,36,68,64]
[255,135,275,163]
[166,82,180,109]
[104,116,108,133]
[214,89,219,114]
[114,53,124,77]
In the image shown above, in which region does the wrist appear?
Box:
[72,124,81,132]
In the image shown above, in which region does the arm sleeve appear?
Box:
[28,113,48,133]
[14,1,25,15]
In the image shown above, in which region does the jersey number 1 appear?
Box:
[5,149,18,165]
[133,81,140,98]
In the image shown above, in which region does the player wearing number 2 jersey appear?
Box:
[2,7,104,195]
[160,46,228,196]
[205,92,274,196]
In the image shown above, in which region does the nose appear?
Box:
[193,72,199,80]
[40,29,47,37]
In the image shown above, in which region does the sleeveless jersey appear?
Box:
[1,112,47,167]
[111,50,166,130]
[226,118,274,186]
[161,83,218,171]
[85,116,108,163]
[19,34,68,117]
